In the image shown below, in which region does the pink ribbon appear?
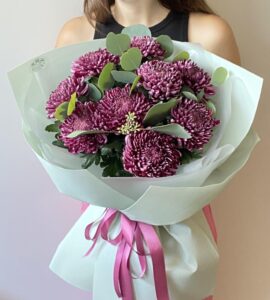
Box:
[84,208,170,300]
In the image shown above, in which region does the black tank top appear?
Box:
[93,10,189,42]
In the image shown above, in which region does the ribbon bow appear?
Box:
[84,208,170,300]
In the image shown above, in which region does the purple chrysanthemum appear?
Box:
[58,101,107,154]
[122,130,181,177]
[136,60,183,102]
[174,59,216,98]
[46,76,88,119]
[171,98,220,151]
[130,36,166,59]
[96,84,153,131]
[71,48,120,79]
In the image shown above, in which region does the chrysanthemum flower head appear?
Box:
[130,36,166,59]
[171,98,220,151]
[136,60,183,102]
[96,84,153,131]
[122,130,181,177]
[59,101,107,154]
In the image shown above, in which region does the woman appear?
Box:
[55,0,241,65]
[54,1,240,299]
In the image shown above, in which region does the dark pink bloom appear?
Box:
[122,130,181,177]
[46,76,88,119]
[171,98,220,151]
[96,84,153,131]
[131,36,165,59]
[59,101,107,154]
[71,48,120,79]
[136,60,183,102]
[174,59,216,98]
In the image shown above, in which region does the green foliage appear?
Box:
[173,51,190,61]
[88,82,103,102]
[98,62,115,92]
[211,67,228,86]
[156,35,174,58]
[151,123,191,139]
[106,32,131,55]
[180,149,203,164]
[120,47,143,71]
[67,92,77,116]
[45,120,61,132]
[181,86,198,101]
[129,75,141,95]
[121,24,152,38]
[111,70,137,83]
[54,101,69,121]
[143,98,178,126]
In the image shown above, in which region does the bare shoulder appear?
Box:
[188,12,241,65]
[54,15,96,48]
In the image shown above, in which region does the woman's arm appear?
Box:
[189,13,241,65]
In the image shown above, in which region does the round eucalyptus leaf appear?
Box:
[98,62,115,92]
[120,47,142,71]
[88,83,103,101]
[211,67,228,86]
[156,35,174,58]
[111,70,137,83]
[121,24,152,38]
[151,123,191,139]
[106,32,131,55]
[173,51,190,61]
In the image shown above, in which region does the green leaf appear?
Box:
[111,70,137,83]
[88,82,103,101]
[197,89,205,101]
[106,32,131,55]
[143,98,178,126]
[173,51,190,61]
[206,101,217,114]
[81,154,96,169]
[181,86,198,101]
[98,62,115,92]
[120,47,142,71]
[54,101,69,121]
[211,67,228,86]
[67,92,77,116]
[121,24,152,38]
[67,129,107,138]
[156,35,174,58]
[151,123,191,139]
[52,140,66,149]
[45,121,60,132]
[182,91,198,101]
[129,75,141,95]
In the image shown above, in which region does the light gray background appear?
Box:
[1,0,269,300]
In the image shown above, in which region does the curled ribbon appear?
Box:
[84,208,170,300]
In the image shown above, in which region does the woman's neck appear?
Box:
[110,0,171,28]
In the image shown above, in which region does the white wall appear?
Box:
[0,1,89,299]
[1,0,269,299]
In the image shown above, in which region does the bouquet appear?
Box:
[7,24,263,300]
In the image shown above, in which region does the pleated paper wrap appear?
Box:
[7,38,263,299]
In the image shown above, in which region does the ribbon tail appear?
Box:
[139,223,170,300]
